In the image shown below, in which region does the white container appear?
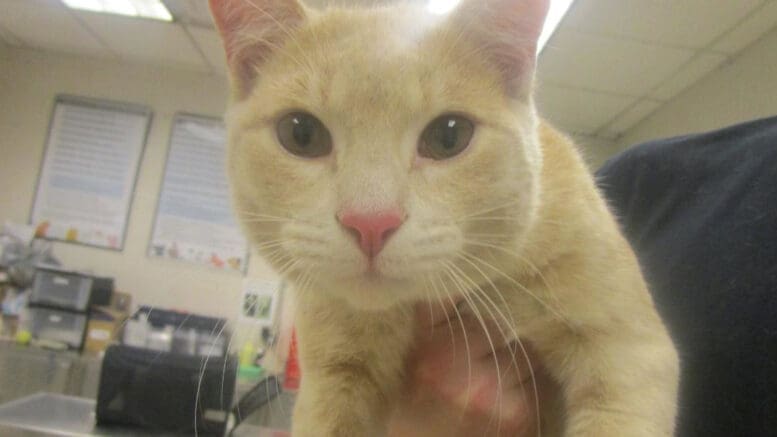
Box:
[172,328,198,355]
[147,325,174,352]
[123,313,149,348]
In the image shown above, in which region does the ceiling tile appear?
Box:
[0,23,23,47]
[649,53,727,100]
[75,11,208,71]
[0,0,110,56]
[712,1,777,53]
[164,0,217,28]
[538,29,694,96]
[536,84,636,134]
[187,25,227,75]
[601,99,663,136]
[563,0,765,48]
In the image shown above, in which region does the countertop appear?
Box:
[0,393,288,437]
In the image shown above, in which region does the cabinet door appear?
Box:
[0,344,74,403]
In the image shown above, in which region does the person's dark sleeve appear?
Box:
[595,116,777,437]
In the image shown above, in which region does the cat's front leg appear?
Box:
[549,327,680,437]
[291,299,415,437]
[292,366,392,437]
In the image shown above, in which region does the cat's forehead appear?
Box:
[306,8,437,108]
[261,6,504,125]
[307,6,442,61]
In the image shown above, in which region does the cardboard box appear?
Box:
[84,307,128,355]
[110,291,132,313]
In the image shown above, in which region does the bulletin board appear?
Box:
[148,113,249,273]
[30,95,151,250]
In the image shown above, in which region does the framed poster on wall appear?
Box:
[148,113,249,273]
[30,95,151,250]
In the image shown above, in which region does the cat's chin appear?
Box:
[317,273,421,312]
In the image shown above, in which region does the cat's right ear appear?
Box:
[209,0,307,99]
[448,0,550,99]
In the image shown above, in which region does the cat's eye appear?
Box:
[418,114,475,160]
[276,112,332,158]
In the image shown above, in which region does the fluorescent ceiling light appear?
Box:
[61,0,173,21]
[427,0,461,15]
[427,0,574,53]
[538,0,575,53]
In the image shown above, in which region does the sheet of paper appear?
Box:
[31,96,150,249]
[239,279,283,327]
[149,114,248,272]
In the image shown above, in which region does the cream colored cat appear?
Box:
[209,0,679,435]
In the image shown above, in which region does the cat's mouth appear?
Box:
[344,260,412,287]
[349,262,393,284]
[364,256,390,276]
[362,264,380,278]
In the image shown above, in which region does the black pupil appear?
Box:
[292,116,314,147]
[441,119,458,150]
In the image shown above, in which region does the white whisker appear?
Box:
[455,253,542,437]
[195,320,228,436]
[464,238,565,309]
[431,271,475,429]
[460,251,572,328]
[440,260,505,435]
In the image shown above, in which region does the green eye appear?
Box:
[418,114,475,160]
[276,112,332,158]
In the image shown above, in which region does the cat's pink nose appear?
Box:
[338,210,405,258]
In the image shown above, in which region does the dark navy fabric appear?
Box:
[596,116,777,437]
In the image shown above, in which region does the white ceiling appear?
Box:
[1,0,777,140]
[538,0,777,139]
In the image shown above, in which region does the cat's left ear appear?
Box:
[450,0,550,98]
[209,0,307,99]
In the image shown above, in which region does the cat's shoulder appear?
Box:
[536,118,592,183]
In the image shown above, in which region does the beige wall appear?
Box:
[4,25,776,318]
[0,47,277,321]
[619,27,777,149]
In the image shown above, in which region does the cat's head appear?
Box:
[211,0,549,310]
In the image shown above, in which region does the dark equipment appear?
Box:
[96,345,237,436]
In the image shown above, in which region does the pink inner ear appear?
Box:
[208,0,306,98]
[453,0,550,97]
